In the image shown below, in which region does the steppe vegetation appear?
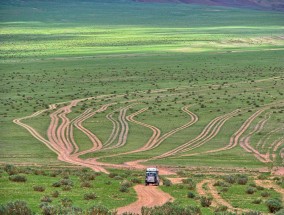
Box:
[0,0,283,214]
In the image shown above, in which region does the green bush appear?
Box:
[121,180,132,188]
[81,181,92,188]
[187,191,196,198]
[52,181,61,187]
[130,177,141,184]
[9,174,27,182]
[33,185,45,192]
[182,178,196,190]
[84,193,97,200]
[266,198,283,213]
[119,185,129,193]
[61,197,73,208]
[163,179,172,187]
[4,164,18,175]
[108,173,118,178]
[41,195,52,203]
[260,191,270,197]
[141,202,201,215]
[214,205,228,212]
[0,200,32,215]
[236,175,248,185]
[223,175,236,184]
[87,205,113,215]
[51,190,60,198]
[246,186,256,194]
[252,198,262,204]
[200,196,212,207]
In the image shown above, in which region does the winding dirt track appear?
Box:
[116,185,174,215]
[255,180,284,202]
[153,109,239,159]
[240,112,272,163]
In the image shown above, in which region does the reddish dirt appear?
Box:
[116,185,174,215]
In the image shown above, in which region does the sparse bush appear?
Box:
[223,175,236,184]
[187,191,196,198]
[130,177,141,184]
[4,164,18,175]
[246,186,256,194]
[243,211,262,215]
[141,202,201,215]
[1,200,32,215]
[236,175,248,185]
[33,185,45,192]
[163,179,172,187]
[62,185,72,191]
[52,181,61,187]
[41,195,52,203]
[60,178,73,186]
[87,205,112,215]
[261,191,270,197]
[81,181,92,188]
[121,180,132,188]
[84,193,97,200]
[9,174,27,182]
[114,175,123,180]
[266,198,283,213]
[108,173,118,178]
[252,198,262,204]
[61,197,73,208]
[51,190,59,198]
[119,185,129,193]
[200,196,212,207]
[182,178,196,190]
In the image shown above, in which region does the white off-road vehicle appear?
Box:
[145,167,159,186]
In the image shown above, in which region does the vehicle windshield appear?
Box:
[146,172,156,176]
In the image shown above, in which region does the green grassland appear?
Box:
[0,0,284,213]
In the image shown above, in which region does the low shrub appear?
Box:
[223,175,236,184]
[84,193,97,200]
[200,196,212,207]
[33,185,45,192]
[87,205,112,215]
[141,202,201,215]
[62,185,72,191]
[108,173,118,178]
[261,191,270,197]
[60,179,73,186]
[130,177,141,184]
[52,181,61,187]
[266,198,283,213]
[121,180,132,188]
[252,198,262,204]
[4,164,18,175]
[61,197,73,208]
[9,174,27,182]
[187,191,196,198]
[237,175,248,185]
[119,185,129,193]
[163,179,172,187]
[51,190,59,198]
[41,195,52,203]
[1,200,32,215]
[81,181,92,188]
[246,186,256,194]
[114,175,123,180]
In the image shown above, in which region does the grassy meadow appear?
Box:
[0,0,284,213]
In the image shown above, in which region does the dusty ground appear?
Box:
[116,185,174,215]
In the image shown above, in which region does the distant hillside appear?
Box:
[134,0,284,11]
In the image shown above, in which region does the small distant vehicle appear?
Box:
[145,167,159,186]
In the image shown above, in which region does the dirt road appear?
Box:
[116,185,174,215]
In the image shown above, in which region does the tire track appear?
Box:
[153,109,239,159]
[196,179,249,213]
[240,112,272,163]
[116,185,174,215]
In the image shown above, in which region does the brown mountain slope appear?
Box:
[133,0,284,11]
